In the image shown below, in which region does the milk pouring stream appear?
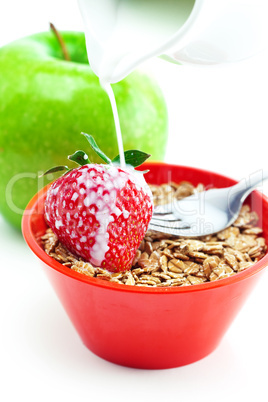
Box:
[78,0,268,165]
[100,81,126,168]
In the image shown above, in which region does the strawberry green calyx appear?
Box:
[112,150,150,168]
[42,132,151,178]
[82,132,112,164]
[82,132,151,167]
[68,150,91,166]
[41,165,70,176]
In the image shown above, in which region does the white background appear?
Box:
[1,1,268,401]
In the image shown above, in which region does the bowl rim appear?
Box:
[22,162,268,294]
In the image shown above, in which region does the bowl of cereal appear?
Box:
[22,162,268,369]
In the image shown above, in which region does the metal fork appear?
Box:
[149,170,268,237]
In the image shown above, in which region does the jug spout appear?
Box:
[78,0,268,83]
[78,0,197,82]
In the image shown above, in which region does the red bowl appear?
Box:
[22,163,268,369]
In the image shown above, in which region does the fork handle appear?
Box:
[233,170,268,202]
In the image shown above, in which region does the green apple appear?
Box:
[0,30,168,229]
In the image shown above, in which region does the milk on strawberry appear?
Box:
[45,164,153,271]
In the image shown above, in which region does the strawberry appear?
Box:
[43,133,153,272]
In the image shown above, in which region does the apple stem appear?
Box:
[49,22,71,61]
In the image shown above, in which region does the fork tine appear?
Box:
[148,222,191,236]
[152,213,182,222]
[151,217,182,225]
[151,202,192,235]
[150,218,190,230]
[153,211,175,216]
[153,205,173,213]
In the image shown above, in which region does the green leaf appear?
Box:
[112,150,151,168]
[81,132,111,164]
[40,165,69,177]
[68,150,90,166]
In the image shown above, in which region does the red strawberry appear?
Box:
[43,134,153,272]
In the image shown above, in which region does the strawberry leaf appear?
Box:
[40,165,69,177]
[82,132,111,164]
[68,150,90,166]
[112,150,151,168]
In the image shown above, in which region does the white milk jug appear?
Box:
[78,0,268,83]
